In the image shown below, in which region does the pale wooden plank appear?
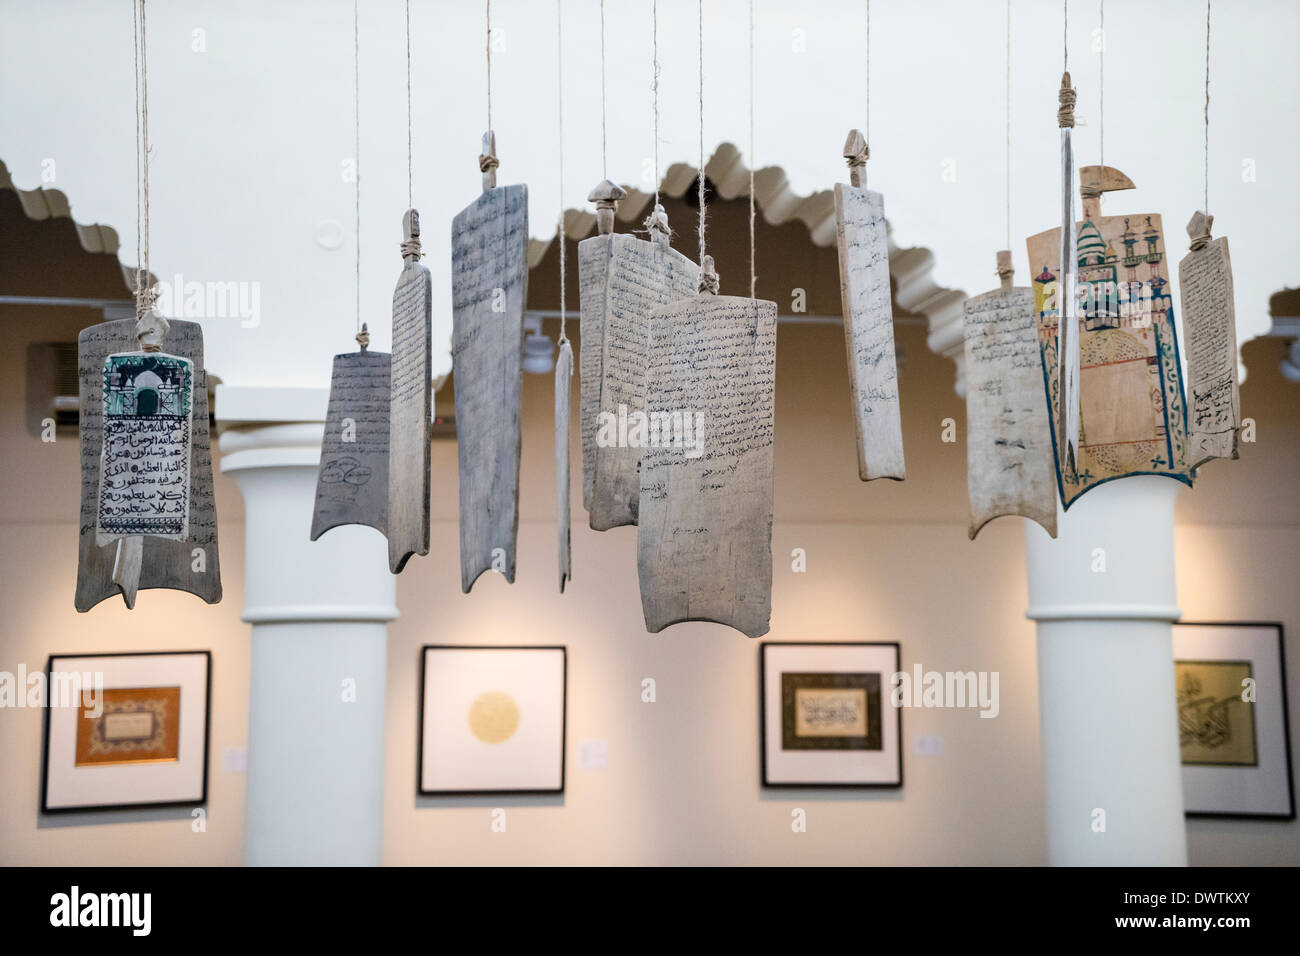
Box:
[388,208,433,572]
[555,338,573,592]
[311,344,390,541]
[76,317,221,610]
[451,135,526,592]
[589,224,699,530]
[834,130,905,482]
[637,258,777,639]
[1026,169,1192,508]
[1178,211,1240,469]
[963,253,1057,539]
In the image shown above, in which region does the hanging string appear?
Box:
[697,0,705,270]
[354,0,361,335]
[132,0,143,304]
[652,0,660,211]
[748,0,755,299]
[406,0,413,211]
[1063,0,1069,73]
[486,0,493,132]
[1098,0,1104,170]
[1203,0,1211,213]
[557,0,567,344]
[865,0,870,143]
[1005,0,1011,252]
[600,0,607,179]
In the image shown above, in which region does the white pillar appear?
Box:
[1025,476,1187,866]
[217,391,397,866]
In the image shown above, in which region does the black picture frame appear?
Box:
[417,644,567,797]
[40,649,212,814]
[1176,621,1294,821]
[760,641,903,789]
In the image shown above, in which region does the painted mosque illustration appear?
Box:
[104,356,188,417]
[1032,215,1173,332]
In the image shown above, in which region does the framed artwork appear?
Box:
[41,651,211,813]
[761,642,902,788]
[418,645,566,795]
[1173,623,1294,819]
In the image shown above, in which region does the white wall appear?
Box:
[2,317,1295,865]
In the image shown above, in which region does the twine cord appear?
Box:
[697,0,705,270]
[1098,0,1104,170]
[1203,0,1211,214]
[600,0,607,179]
[865,0,870,142]
[1005,0,1011,252]
[486,0,492,132]
[748,0,755,299]
[557,0,567,344]
[354,0,361,336]
[652,0,660,211]
[406,0,412,211]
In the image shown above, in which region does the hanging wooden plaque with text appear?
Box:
[579,189,700,530]
[76,316,221,610]
[555,338,573,592]
[388,209,433,572]
[833,130,905,482]
[450,132,526,592]
[1178,211,1240,469]
[311,341,390,541]
[1026,167,1192,508]
[962,252,1057,539]
[637,259,778,639]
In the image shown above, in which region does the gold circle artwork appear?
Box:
[468,691,520,744]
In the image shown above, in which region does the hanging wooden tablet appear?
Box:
[637,257,778,639]
[310,325,390,541]
[451,131,526,591]
[963,252,1057,539]
[555,337,573,592]
[833,130,905,481]
[577,180,622,514]
[76,307,221,610]
[1026,165,1192,508]
[582,191,700,530]
[387,209,433,571]
[1178,212,1240,469]
[1055,74,1083,473]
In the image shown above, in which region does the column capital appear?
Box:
[1024,476,1183,623]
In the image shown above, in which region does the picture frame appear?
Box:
[41,650,211,813]
[418,645,567,796]
[1173,622,1294,820]
[760,642,903,788]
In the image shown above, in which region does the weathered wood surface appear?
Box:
[1057,125,1081,472]
[76,318,221,610]
[451,179,527,592]
[1178,211,1240,469]
[833,171,905,482]
[962,262,1057,539]
[637,278,778,639]
[578,235,609,513]
[587,232,699,530]
[1026,200,1192,508]
[311,348,390,540]
[388,209,433,572]
[555,338,573,592]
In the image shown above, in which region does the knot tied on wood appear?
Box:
[587,179,626,236]
[1057,72,1077,129]
[843,128,869,189]
[698,255,719,295]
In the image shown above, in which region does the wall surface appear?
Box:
[2,306,1295,865]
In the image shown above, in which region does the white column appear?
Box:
[1025,476,1187,866]
[217,388,397,866]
